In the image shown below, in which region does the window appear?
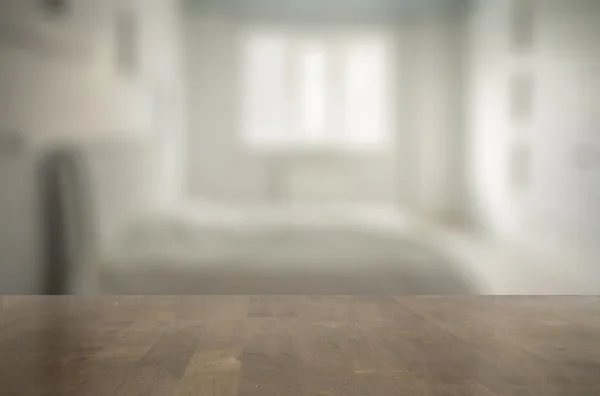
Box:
[240,29,392,150]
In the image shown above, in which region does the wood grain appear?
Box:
[0,296,600,395]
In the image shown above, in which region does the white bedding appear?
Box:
[103,204,434,269]
[98,204,480,294]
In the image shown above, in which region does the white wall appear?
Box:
[406,7,468,221]
[0,0,185,293]
[467,0,515,237]
[142,0,187,208]
[526,0,600,260]
[468,0,600,260]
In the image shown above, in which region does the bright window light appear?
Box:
[241,29,392,151]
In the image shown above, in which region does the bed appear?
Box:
[99,204,479,294]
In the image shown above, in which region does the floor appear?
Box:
[1,296,600,395]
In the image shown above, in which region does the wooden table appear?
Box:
[1,296,600,395]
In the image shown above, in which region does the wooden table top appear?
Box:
[1,296,600,395]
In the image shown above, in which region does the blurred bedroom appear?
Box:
[0,0,598,295]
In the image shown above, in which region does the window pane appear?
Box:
[300,45,326,142]
[242,34,287,145]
